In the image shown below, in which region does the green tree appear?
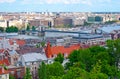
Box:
[46,62,64,79]
[49,76,62,79]
[106,39,120,68]
[0,27,4,32]
[40,41,46,47]
[68,49,92,71]
[5,26,18,33]
[9,75,15,79]
[106,39,120,78]
[54,53,64,64]
[24,68,32,79]
[38,62,47,79]
[32,26,36,31]
[36,41,46,48]
[89,45,106,55]
[78,49,92,71]
[63,67,89,79]
[14,26,19,32]
[90,60,108,79]
[68,50,80,64]
[26,24,30,31]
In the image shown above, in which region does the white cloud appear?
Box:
[0,0,16,3]
[22,0,111,5]
[22,0,45,4]
[45,0,92,5]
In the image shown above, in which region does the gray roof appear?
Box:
[99,26,120,33]
[73,34,103,39]
[9,50,18,55]
[22,53,47,62]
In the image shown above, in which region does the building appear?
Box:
[0,38,26,50]
[87,16,103,23]
[18,53,47,79]
[41,20,52,27]
[8,50,19,66]
[0,68,9,79]
[73,19,84,26]
[8,66,25,79]
[0,52,10,79]
[45,36,73,46]
[8,20,24,28]
[45,42,80,58]
[0,49,11,66]
[54,17,73,27]
[28,19,40,27]
[0,20,9,27]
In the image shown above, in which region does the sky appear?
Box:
[0,0,120,12]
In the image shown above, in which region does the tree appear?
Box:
[89,60,108,79]
[32,26,36,31]
[106,39,120,68]
[9,75,15,79]
[38,62,47,79]
[46,62,64,79]
[106,39,120,78]
[78,49,92,71]
[0,27,4,32]
[63,67,89,79]
[54,53,64,64]
[5,26,18,33]
[26,24,30,31]
[24,68,32,79]
[68,49,92,71]
[89,45,106,55]
[40,41,46,47]
[68,50,80,64]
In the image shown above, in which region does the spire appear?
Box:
[45,42,52,58]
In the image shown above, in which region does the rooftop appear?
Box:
[21,53,47,62]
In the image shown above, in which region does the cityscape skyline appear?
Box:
[0,0,120,12]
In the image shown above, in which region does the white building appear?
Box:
[18,52,47,67]
[18,52,47,79]
[9,50,19,66]
[0,20,8,27]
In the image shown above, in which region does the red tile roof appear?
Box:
[45,43,80,58]
[9,39,26,46]
[16,40,26,46]
[0,59,10,66]
[45,42,52,58]
[51,45,80,55]
[0,49,5,53]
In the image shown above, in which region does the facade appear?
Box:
[8,20,24,28]
[41,20,52,27]
[8,50,19,66]
[28,19,40,27]
[8,66,25,79]
[87,16,103,23]
[0,68,9,79]
[54,17,73,27]
[0,49,10,66]
[18,53,47,79]
[73,19,84,26]
[0,20,9,27]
